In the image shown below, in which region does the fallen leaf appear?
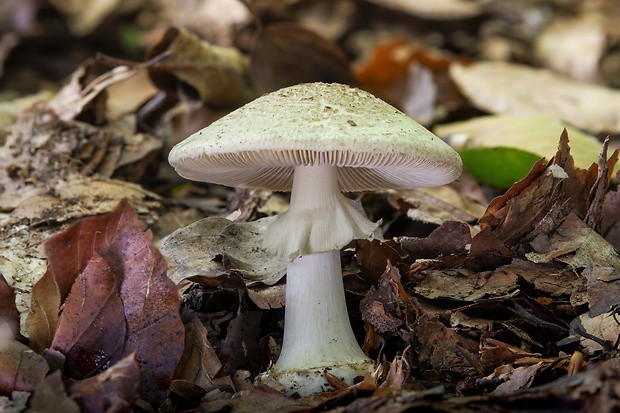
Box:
[450,61,620,133]
[146,26,256,106]
[364,0,484,20]
[26,270,60,354]
[220,311,262,375]
[572,312,620,354]
[24,370,80,413]
[249,22,356,94]
[30,198,184,405]
[0,339,48,394]
[200,383,314,413]
[68,353,140,413]
[160,216,287,286]
[534,15,606,83]
[412,267,518,301]
[401,220,471,259]
[491,362,544,395]
[50,254,126,379]
[0,274,19,338]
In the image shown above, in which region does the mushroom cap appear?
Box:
[169,82,462,191]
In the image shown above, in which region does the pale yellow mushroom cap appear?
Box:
[168,82,462,191]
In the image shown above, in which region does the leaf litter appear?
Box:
[3,1,620,412]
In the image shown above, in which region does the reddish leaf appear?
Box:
[0,274,19,338]
[0,340,49,394]
[174,318,222,389]
[40,198,184,405]
[26,269,61,353]
[27,370,81,413]
[354,239,402,287]
[249,22,356,93]
[51,254,125,379]
[69,353,140,413]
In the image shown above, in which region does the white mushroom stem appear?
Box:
[261,164,376,395]
[264,164,379,260]
[271,250,375,395]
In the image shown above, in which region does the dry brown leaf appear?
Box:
[365,0,485,20]
[50,254,126,379]
[174,318,222,390]
[68,353,140,413]
[146,26,256,107]
[401,220,471,259]
[24,370,80,413]
[220,311,262,375]
[28,198,184,405]
[249,22,356,94]
[160,216,287,286]
[412,267,518,301]
[47,0,120,35]
[534,15,606,83]
[450,61,620,133]
[491,362,544,395]
[0,339,48,394]
[390,186,487,227]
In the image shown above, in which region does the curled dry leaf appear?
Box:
[146,26,256,107]
[249,22,356,94]
[68,353,141,413]
[173,318,222,390]
[450,61,620,133]
[26,198,184,406]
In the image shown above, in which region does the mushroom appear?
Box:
[168,82,463,395]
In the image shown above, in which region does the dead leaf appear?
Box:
[415,313,479,372]
[160,215,287,286]
[450,61,620,133]
[249,22,356,94]
[220,311,262,375]
[362,301,404,334]
[581,265,620,317]
[47,0,120,35]
[365,0,484,20]
[26,270,60,354]
[491,362,544,395]
[50,254,126,379]
[146,26,256,106]
[174,318,222,390]
[571,312,620,355]
[534,15,606,83]
[24,370,80,413]
[412,266,518,301]
[68,353,140,413]
[390,186,486,227]
[0,339,48,394]
[29,198,184,405]
[200,384,314,413]
[401,220,471,259]
[0,274,19,338]
[354,239,402,287]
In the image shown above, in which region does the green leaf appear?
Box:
[458,147,544,188]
